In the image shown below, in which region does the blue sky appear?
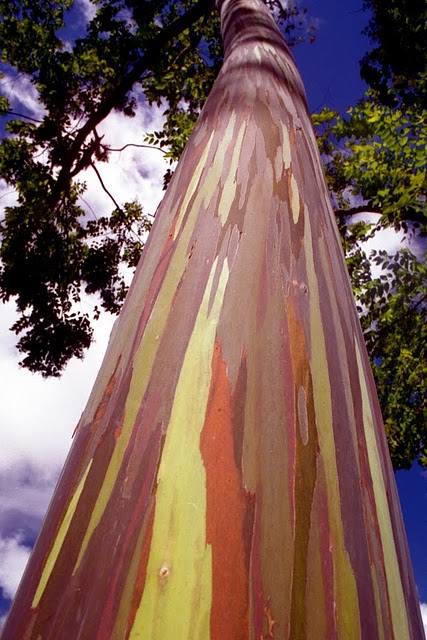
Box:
[294,0,368,113]
[0,0,426,629]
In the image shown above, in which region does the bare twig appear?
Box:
[90,162,122,212]
[52,0,210,205]
[106,143,168,154]
[89,162,144,242]
[6,110,42,123]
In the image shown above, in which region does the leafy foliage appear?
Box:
[361,0,427,108]
[314,100,427,233]
[355,249,427,469]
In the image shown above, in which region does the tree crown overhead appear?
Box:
[0,0,309,376]
[0,0,425,469]
[360,0,427,109]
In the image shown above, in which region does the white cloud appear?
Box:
[0,180,17,206]
[0,465,56,523]
[346,211,426,281]
[0,72,45,119]
[82,100,168,217]
[421,603,427,636]
[0,535,31,600]
[351,212,407,251]
[0,299,116,474]
[75,0,97,22]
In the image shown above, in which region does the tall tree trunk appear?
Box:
[2,0,424,638]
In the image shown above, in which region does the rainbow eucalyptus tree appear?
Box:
[2,0,424,637]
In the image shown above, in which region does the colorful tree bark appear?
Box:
[2,0,424,638]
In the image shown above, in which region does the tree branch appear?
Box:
[90,163,148,240]
[334,205,426,226]
[52,0,213,205]
[90,162,122,212]
[106,143,167,154]
[6,110,42,123]
[334,206,384,218]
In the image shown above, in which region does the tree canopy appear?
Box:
[0,0,425,469]
[312,0,426,469]
[0,0,309,376]
[360,0,427,109]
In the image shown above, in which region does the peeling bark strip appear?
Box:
[2,0,424,638]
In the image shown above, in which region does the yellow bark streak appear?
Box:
[304,214,361,638]
[218,119,247,225]
[32,461,93,607]
[219,110,237,152]
[354,338,411,640]
[72,131,229,575]
[72,281,175,574]
[371,566,386,640]
[173,129,215,240]
[317,236,360,470]
[281,123,291,170]
[238,169,274,492]
[274,123,290,182]
[203,112,238,219]
[129,257,229,640]
[290,174,300,223]
[81,129,217,423]
[305,489,329,640]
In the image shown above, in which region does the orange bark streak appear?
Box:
[200,342,250,640]
[73,363,119,438]
[261,596,277,639]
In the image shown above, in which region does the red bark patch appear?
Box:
[73,359,119,438]
[200,342,252,640]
